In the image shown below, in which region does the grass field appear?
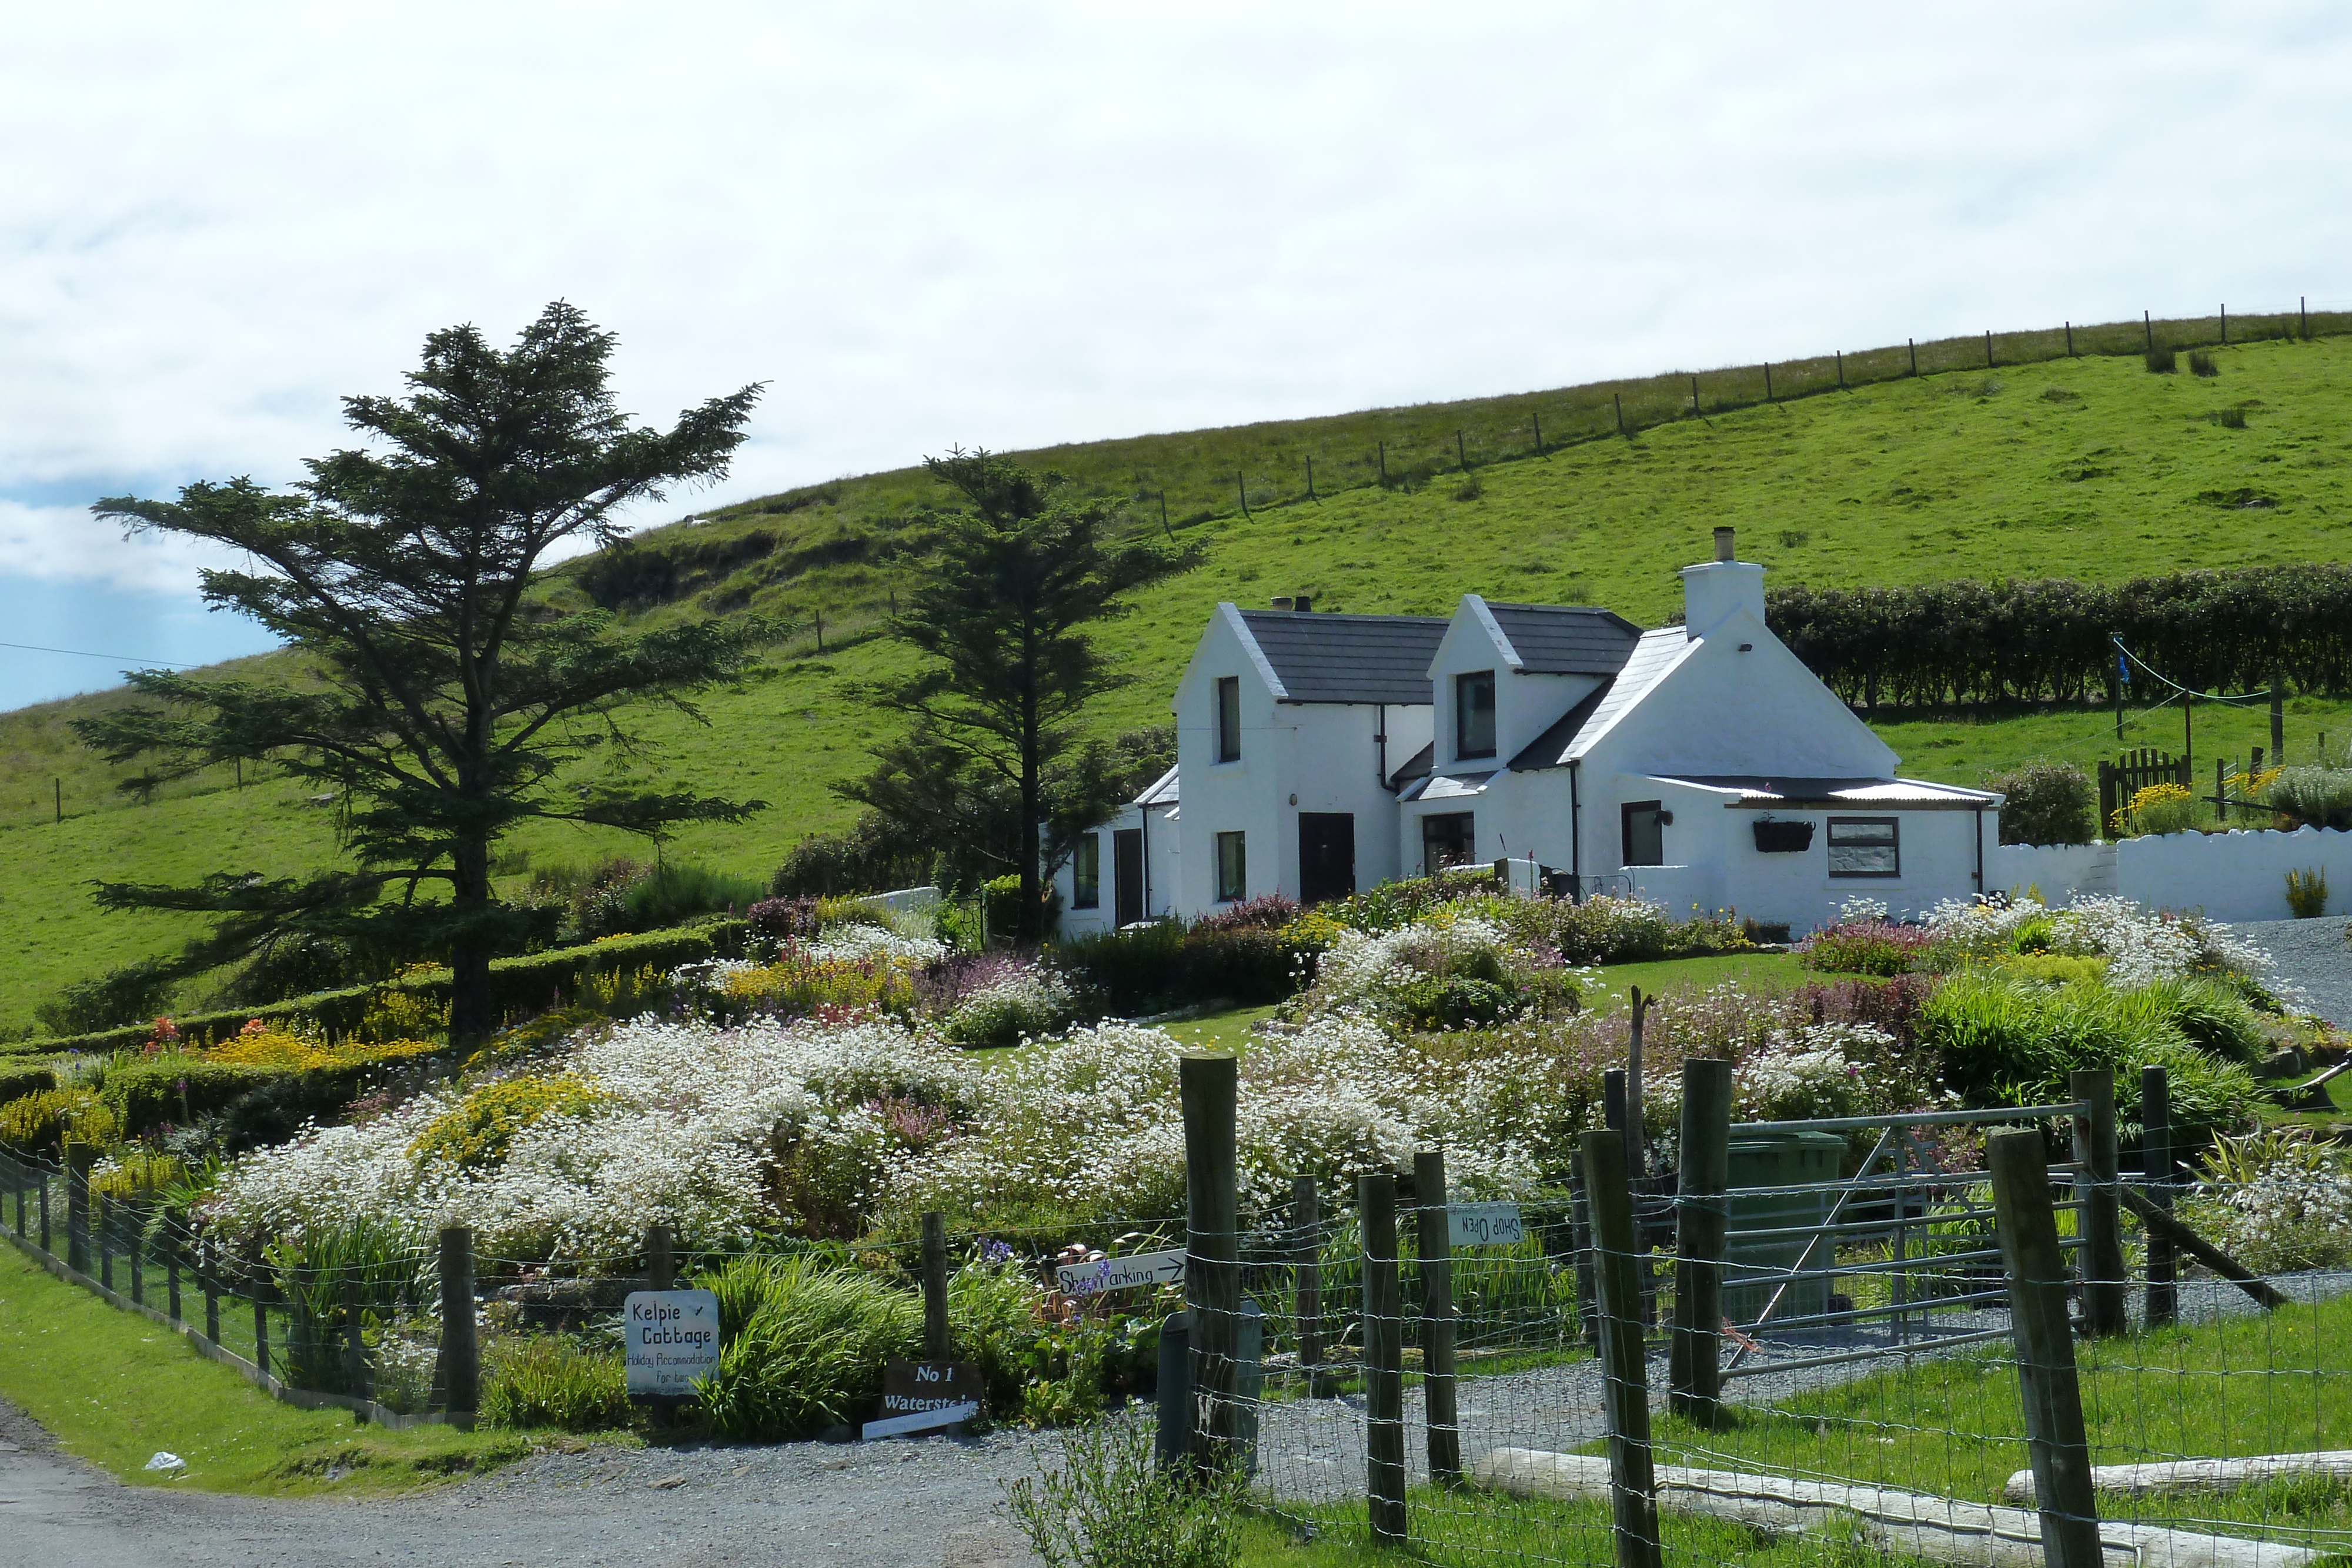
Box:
[9,326,2352,1029]
[0,1241,537,1494]
[1242,1292,2352,1566]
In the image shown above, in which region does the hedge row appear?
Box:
[35,919,751,1057]
[1768,564,2352,710]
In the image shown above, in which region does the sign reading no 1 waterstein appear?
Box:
[1054,1247,1187,1298]
[623,1289,720,1400]
[863,1360,981,1440]
[1448,1202,1526,1248]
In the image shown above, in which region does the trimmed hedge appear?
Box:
[1768,564,2352,710]
[36,919,751,1057]
[0,1059,59,1103]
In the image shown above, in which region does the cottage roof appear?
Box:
[1388,740,1434,788]
[1234,609,1449,706]
[1479,603,1645,675]
[1133,765,1180,808]
[1654,775,2003,810]
[1506,680,1616,771]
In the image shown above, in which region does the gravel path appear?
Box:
[2239,917,2352,1027]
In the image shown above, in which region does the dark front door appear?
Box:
[1113,828,1145,925]
[1299,813,1355,904]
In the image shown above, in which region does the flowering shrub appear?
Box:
[1732,1024,1890,1122]
[1923,895,2283,998]
[2181,1127,2352,1274]
[942,967,1077,1048]
[808,921,948,968]
[1798,920,1933,977]
[1297,907,1591,1031]
[0,1086,121,1155]
[407,1074,610,1170]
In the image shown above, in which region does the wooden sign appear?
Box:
[1448,1202,1526,1248]
[1054,1246,1187,1297]
[622,1289,721,1398]
[863,1360,981,1439]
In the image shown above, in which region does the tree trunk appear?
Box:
[448,838,495,1044]
[1016,754,1044,947]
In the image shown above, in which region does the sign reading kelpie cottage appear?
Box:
[862,1360,981,1440]
[1054,1246,1187,1298]
[623,1289,720,1399]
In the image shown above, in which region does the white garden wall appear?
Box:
[1992,827,2352,921]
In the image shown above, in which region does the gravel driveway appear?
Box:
[2239,917,2352,1027]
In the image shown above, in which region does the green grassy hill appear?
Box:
[8,316,2352,1031]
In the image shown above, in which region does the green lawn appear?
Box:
[0,1242,534,1495]
[1592,952,1806,1006]
[12,330,2352,1028]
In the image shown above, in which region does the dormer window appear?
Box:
[1216,676,1242,763]
[1455,670,1495,759]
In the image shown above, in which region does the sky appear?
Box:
[3,2,2348,709]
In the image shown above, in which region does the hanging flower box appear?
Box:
[1752,818,1815,854]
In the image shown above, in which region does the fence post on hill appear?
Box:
[1613,393,1624,435]
[1986,329,1995,367]
[2142,1065,2176,1328]
[1582,1130,1663,1568]
[1987,1129,2103,1568]
[1908,337,1918,376]
[2066,321,2074,356]
[2272,683,2286,758]
[64,1140,91,1275]
[1669,1058,1732,1425]
[1835,350,1845,389]
[2072,1068,2127,1337]
[1359,1171,1407,1546]
[2145,310,2154,351]
[439,1225,477,1418]
[1414,1148,1461,1489]
[1291,1174,1328,1397]
[1235,470,1250,519]
[920,1211,950,1361]
[1181,1054,1242,1477]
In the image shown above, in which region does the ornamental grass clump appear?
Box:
[481,1335,630,1433]
[695,1253,921,1440]
[2181,1127,2352,1275]
[2266,767,2352,830]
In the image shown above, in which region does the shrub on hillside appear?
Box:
[34,958,181,1038]
[747,894,823,947]
[0,1085,120,1156]
[1989,761,2096,845]
[769,820,933,900]
[2189,350,2219,378]
[2146,345,2177,372]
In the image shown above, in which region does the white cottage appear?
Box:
[1054,529,2002,935]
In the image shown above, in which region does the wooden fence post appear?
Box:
[1359,1171,1407,1547]
[65,1142,91,1275]
[204,1240,221,1345]
[166,1223,182,1324]
[920,1211,950,1362]
[439,1226,477,1416]
[129,1193,145,1306]
[1291,1174,1327,1397]
[1669,1058,1732,1424]
[1987,1129,2104,1568]
[2072,1068,2127,1336]
[1582,1130,1663,1568]
[39,1170,50,1255]
[1414,1149,1461,1489]
[253,1277,272,1380]
[2142,1065,2175,1328]
[1181,1054,1241,1477]
[646,1223,673,1292]
[96,1189,112,1292]
[1570,1161,1598,1345]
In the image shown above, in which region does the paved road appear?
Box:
[2241,916,2352,1027]
[0,1398,1045,1568]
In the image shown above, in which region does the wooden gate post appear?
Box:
[64,1141,91,1275]
[1414,1148,1461,1488]
[646,1223,674,1292]
[204,1239,221,1345]
[920,1211,950,1362]
[1359,1171,1407,1547]
[1988,1129,2104,1568]
[1291,1174,1328,1397]
[438,1226,478,1416]
[2141,1065,2175,1328]
[1582,1130,1663,1568]
[2072,1069,2127,1336]
[1180,1054,1242,1477]
[1669,1058,1733,1424]
[166,1223,182,1324]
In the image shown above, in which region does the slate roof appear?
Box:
[1506,680,1616,771]
[1133,765,1180,808]
[1235,609,1449,705]
[1388,741,1435,788]
[1484,603,1645,675]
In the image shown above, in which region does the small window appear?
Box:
[1216,676,1242,763]
[1455,670,1496,759]
[1827,817,1900,878]
[1421,811,1476,877]
[1071,834,1100,909]
[1215,830,1247,902]
[1621,801,1665,867]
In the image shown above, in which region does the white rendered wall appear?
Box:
[1994,827,2352,920]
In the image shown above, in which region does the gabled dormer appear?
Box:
[1425,594,1643,770]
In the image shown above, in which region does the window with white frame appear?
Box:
[1071,834,1100,909]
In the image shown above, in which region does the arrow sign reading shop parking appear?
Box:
[1054,1247,1187,1297]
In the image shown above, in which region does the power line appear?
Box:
[0,639,202,668]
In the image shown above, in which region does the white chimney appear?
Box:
[1681,526,1766,641]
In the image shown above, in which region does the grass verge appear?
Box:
[0,1241,543,1495]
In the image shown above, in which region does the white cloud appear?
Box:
[3,2,2350,599]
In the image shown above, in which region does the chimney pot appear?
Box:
[1294,594,1312,613]
[1270,596,1294,610]
[1713,526,1736,563]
